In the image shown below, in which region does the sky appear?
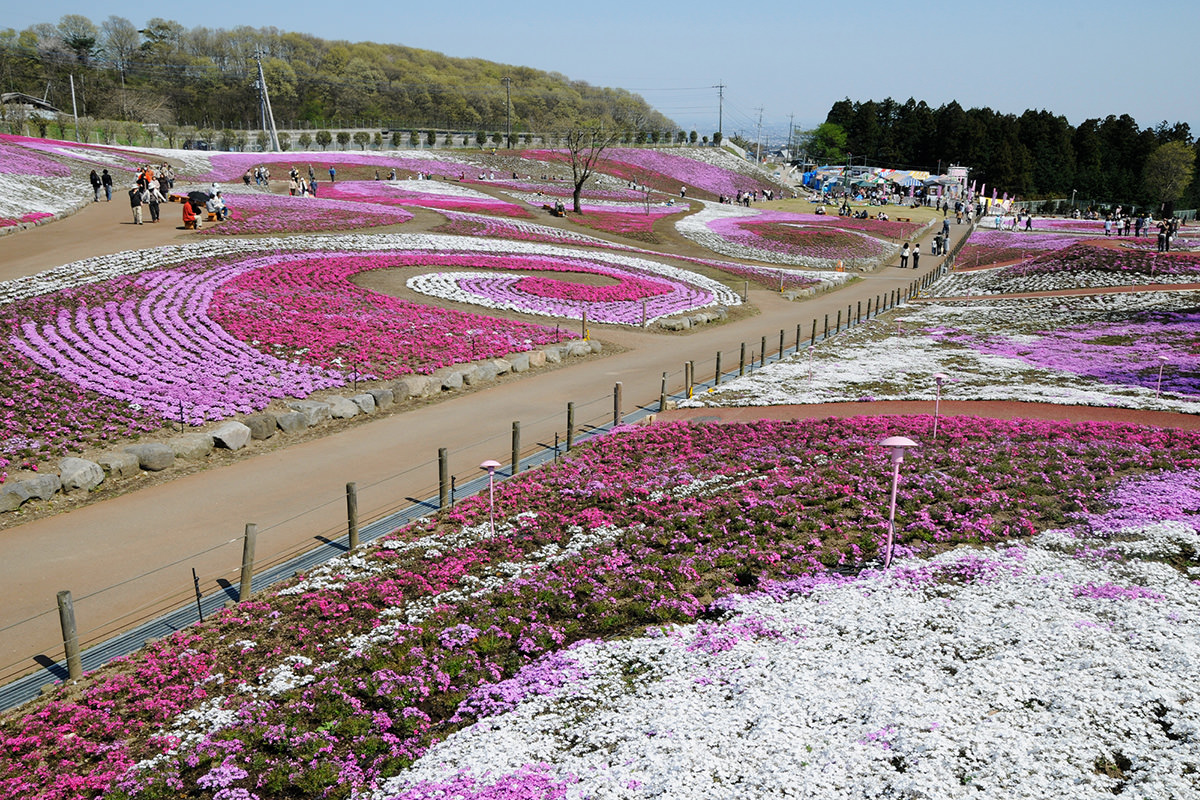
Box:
[12,1,1200,142]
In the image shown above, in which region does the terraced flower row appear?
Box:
[934,241,1200,296]
[684,291,1200,413]
[5,415,1196,800]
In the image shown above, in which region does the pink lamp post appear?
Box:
[479,459,501,535]
[932,373,948,440]
[880,436,918,569]
[1155,355,1169,399]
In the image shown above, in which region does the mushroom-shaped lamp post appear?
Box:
[479,459,502,536]
[880,436,918,569]
[1155,355,1169,399]
[932,373,948,441]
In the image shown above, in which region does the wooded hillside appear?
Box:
[0,15,675,134]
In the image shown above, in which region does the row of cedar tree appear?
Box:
[814,98,1197,211]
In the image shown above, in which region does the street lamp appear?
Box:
[501,77,512,149]
[1155,355,1169,399]
[932,373,947,441]
[479,459,501,536]
[880,436,918,569]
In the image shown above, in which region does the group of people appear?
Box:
[125,164,175,225]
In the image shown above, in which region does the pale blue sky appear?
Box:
[13,1,1200,138]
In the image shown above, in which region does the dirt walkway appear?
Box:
[0,191,956,682]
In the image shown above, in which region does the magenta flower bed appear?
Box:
[197,192,412,235]
[806,216,922,240]
[711,212,889,260]
[0,135,72,177]
[4,415,1195,800]
[524,148,766,199]
[1000,242,1200,279]
[321,180,532,218]
[955,309,1200,395]
[433,211,602,246]
[209,251,564,377]
[568,203,684,236]
[0,212,53,228]
[959,230,1084,266]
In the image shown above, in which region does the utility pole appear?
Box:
[502,76,512,148]
[69,74,80,142]
[253,49,280,152]
[755,107,763,163]
[788,112,794,156]
[713,81,725,141]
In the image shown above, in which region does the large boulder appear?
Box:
[509,353,531,373]
[276,411,308,433]
[490,359,512,376]
[0,483,32,512]
[324,395,360,419]
[168,433,214,460]
[212,421,252,451]
[543,347,561,364]
[287,400,332,427]
[528,350,547,369]
[463,364,497,386]
[58,458,104,493]
[24,474,61,499]
[350,393,376,414]
[441,371,465,391]
[242,413,277,440]
[392,375,430,400]
[125,443,175,471]
[589,340,603,354]
[96,451,140,478]
[567,341,592,358]
[368,388,394,410]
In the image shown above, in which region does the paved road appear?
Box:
[0,196,960,683]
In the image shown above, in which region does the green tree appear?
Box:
[1142,141,1196,215]
[689,130,698,144]
[315,129,332,149]
[278,131,291,151]
[353,131,370,149]
[298,131,313,149]
[425,129,436,146]
[803,122,847,163]
[712,131,722,145]
[475,130,486,146]
[336,130,350,149]
[560,126,620,212]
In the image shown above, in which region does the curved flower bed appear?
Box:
[405,251,738,325]
[2,416,1197,799]
[684,291,1200,413]
[4,233,722,459]
[321,179,532,218]
[0,136,73,176]
[934,242,1200,296]
[679,203,897,267]
[197,191,412,235]
[0,212,53,229]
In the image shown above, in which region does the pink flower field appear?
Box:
[198,192,413,235]
[1,415,1196,799]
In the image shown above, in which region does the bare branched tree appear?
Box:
[561,126,620,213]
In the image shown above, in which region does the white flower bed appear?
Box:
[374,520,1200,799]
[0,172,86,222]
[932,264,1200,296]
[679,292,1200,414]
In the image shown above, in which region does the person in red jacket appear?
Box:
[182,199,200,229]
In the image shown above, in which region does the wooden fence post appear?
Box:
[613,383,622,427]
[511,421,520,475]
[438,448,449,508]
[346,483,359,551]
[56,590,82,681]
[566,402,575,450]
[239,522,257,602]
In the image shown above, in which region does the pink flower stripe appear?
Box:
[321,180,532,218]
[960,230,1084,266]
[2,415,1196,799]
[0,212,53,228]
[0,136,72,176]
[197,191,412,235]
[195,152,474,182]
[209,251,563,377]
[1001,242,1200,279]
[567,204,684,236]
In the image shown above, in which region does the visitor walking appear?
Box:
[89,170,101,201]
[329,166,336,183]
[912,242,920,270]
[147,184,164,222]
[900,242,910,269]
[101,169,113,201]
[128,185,145,225]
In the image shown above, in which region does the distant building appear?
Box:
[1,92,61,119]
